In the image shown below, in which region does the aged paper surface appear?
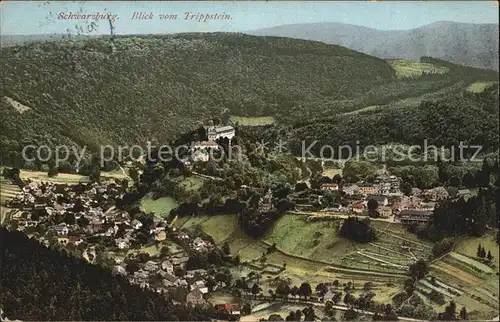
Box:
[0,1,499,321]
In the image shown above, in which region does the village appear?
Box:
[0,123,495,321]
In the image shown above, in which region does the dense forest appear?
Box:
[0,227,220,321]
[288,84,499,157]
[1,33,497,167]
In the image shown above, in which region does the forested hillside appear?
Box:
[288,84,500,156]
[0,227,218,321]
[0,33,497,166]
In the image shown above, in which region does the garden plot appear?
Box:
[431,259,484,286]
[419,280,455,298]
[449,252,494,274]
[425,276,464,296]
[442,256,488,278]
[340,253,407,274]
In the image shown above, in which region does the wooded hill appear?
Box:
[287,83,499,157]
[0,33,497,166]
[0,227,219,321]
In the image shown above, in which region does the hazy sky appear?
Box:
[1,1,498,36]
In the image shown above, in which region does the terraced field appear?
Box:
[0,179,22,226]
[466,81,498,93]
[421,242,500,320]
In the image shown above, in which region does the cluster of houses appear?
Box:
[7,180,135,242]
[5,178,228,309]
[308,173,456,225]
[113,252,212,307]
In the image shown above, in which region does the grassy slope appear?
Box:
[230,115,276,126]
[140,194,179,218]
[263,215,356,260]
[0,33,395,153]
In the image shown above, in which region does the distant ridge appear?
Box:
[248,21,499,71]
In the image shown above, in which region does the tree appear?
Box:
[343,293,355,305]
[47,159,59,177]
[438,300,458,321]
[302,306,316,321]
[408,259,428,281]
[267,314,284,321]
[401,181,412,196]
[367,199,379,213]
[222,242,231,255]
[129,167,139,183]
[276,280,291,301]
[477,244,486,258]
[342,308,358,321]
[332,292,342,304]
[295,182,309,192]
[487,250,493,262]
[298,282,312,299]
[315,283,329,298]
[251,283,260,299]
[459,307,468,320]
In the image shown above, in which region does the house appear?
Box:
[422,187,449,201]
[57,236,69,245]
[350,202,365,214]
[342,184,359,196]
[193,237,207,250]
[113,265,128,276]
[190,280,209,294]
[397,210,433,225]
[192,141,220,150]
[411,188,422,196]
[379,206,392,217]
[320,183,339,191]
[366,195,388,207]
[68,236,83,246]
[53,223,69,236]
[131,219,143,230]
[155,230,167,241]
[258,188,274,212]
[359,185,377,196]
[144,260,159,272]
[417,202,436,211]
[162,260,174,274]
[186,288,205,306]
[215,304,241,317]
[206,125,235,141]
[161,271,178,283]
[457,189,471,198]
[115,238,129,249]
[191,150,210,162]
[91,218,103,232]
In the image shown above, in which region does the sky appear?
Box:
[1,1,498,36]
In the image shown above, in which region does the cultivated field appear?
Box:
[387,60,449,78]
[466,81,498,93]
[0,179,22,225]
[421,235,500,320]
[230,115,276,126]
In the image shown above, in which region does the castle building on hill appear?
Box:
[206,125,235,141]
